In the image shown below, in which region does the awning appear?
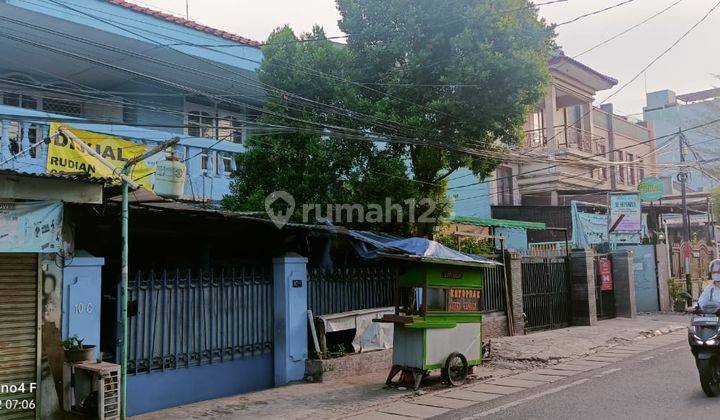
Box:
[452,216,546,231]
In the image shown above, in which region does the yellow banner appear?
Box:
[47,123,152,189]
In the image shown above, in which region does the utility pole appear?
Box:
[59,127,179,420]
[678,131,692,302]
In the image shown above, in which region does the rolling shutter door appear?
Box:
[0,254,39,419]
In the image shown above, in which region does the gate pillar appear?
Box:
[570,249,598,326]
[611,250,637,318]
[273,253,309,386]
[506,252,525,336]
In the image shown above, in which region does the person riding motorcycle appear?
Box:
[698,259,720,307]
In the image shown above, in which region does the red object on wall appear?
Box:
[600,258,613,291]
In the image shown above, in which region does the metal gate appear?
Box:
[0,254,39,420]
[521,256,571,332]
[126,264,274,415]
[594,254,616,320]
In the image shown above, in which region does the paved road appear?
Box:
[435,331,719,420]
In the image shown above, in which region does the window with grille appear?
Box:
[617,151,625,183]
[3,93,37,109]
[188,111,214,138]
[627,153,635,185]
[42,98,82,117]
[219,116,245,144]
[599,145,608,180]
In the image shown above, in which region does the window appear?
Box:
[617,151,625,183]
[627,153,635,185]
[221,153,233,174]
[3,93,37,110]
[497,166,514,205]
[639,160,645,181]
[599,145,608,180]
[42,98,82,117]
[200,149,208,173]
[426,288,447,312]
[219,116,245,144]
[187,111,213,138]
[529,110,545,146]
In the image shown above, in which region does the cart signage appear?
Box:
[448,288,481,312]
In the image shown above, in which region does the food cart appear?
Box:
[377,258,495,390]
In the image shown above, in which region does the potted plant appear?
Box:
[62,335,95,362]
[668,278,689,312]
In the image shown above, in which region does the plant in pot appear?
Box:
[668,278,689,312]
[62,335,95,362]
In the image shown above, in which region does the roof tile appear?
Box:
[104,0,260,47]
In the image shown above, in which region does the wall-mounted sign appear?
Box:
[608,193,642,234]
[599,258,613,291]
[638,177,664,202]
[441,271,463,279]
[447,288,481,312]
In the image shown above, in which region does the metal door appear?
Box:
[0,253,39,420]
[622,245,659,312]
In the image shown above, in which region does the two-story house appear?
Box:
[479,52,658,208]
[0,0,265,202]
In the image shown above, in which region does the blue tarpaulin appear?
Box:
[348,230,502,267]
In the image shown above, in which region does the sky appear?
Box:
[132,0,720,117]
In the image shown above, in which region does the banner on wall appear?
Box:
[47,123,153,189]
[0,201,63,252]
[571,201,645,247]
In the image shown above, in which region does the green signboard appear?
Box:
[638,177,664,202]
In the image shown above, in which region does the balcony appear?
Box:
[0,105,244,202]
[523,126,604,155]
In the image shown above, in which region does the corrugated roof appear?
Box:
[453,216,546,231]
[0,169,110,184]
[105,0,261,47]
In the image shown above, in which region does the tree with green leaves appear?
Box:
[337,0,554,233]
[224,1,555,235]
[222,26,417,234]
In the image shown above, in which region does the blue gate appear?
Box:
[620,245,659,312]
[125,265,274,415]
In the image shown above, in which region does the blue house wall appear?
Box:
[447,167,492,219]
[0,0,265,201]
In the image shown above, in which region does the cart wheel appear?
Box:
[442,352,468,387]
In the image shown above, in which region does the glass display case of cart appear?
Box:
[378,262,489,390]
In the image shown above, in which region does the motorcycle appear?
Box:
[682,291,720,397]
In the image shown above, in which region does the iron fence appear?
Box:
[521,256,571,332]
[479,265,506,313]
[127,266,273,374]
[308,266,396,316]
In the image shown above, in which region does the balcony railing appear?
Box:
[0,111,240,202]
[523,126,603,155]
